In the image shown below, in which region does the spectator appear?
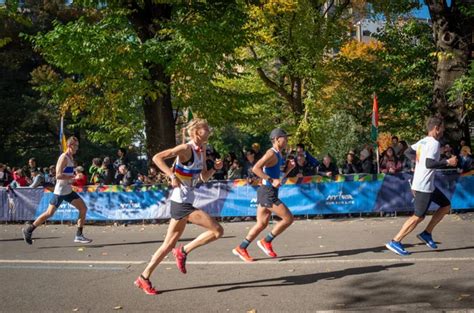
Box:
[341,152,361,174]
[251,143,263,161]
[441,143,454,159]
[113,148,129,175]
[242,149,258,182]
[296,143,320,168]
[101,157,115,185]
[10,169,28,188]
[146,165,160,185]
[28,157,40,174]
[359,148,375,174]
[72,166,88,188]
[224,152,237,173]
[42,167,50,181]
[48,165,57,185]
[0,163,12,187]
[287,154,316,177]
[135,173,146,187]
[205,149,216,180]
[458,146,473,173]
[391,136,402,155]
[89,157,103,185]
[117,164,134,187]
[318,155,338,177]
[380,147,402,174]
[212,152,226,180]
[454,138,468,156]
[227,159,243,180]
[28,168,45,188]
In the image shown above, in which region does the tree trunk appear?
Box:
[143,65,176,158]
[427,0,473,144]
[127,1,176,160]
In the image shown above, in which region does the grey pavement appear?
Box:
[0,213,473,312]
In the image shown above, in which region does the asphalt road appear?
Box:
[1,213,473,312]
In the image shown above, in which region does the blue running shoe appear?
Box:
[417,231,438,249]
[385,240,410,256]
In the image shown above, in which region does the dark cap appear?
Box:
[269,128,289,140]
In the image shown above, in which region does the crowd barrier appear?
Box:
[1,171,473,221]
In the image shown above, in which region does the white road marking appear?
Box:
[0,257,473,267]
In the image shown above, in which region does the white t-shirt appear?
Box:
[411,136,440,192]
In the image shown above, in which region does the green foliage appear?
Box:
[29,11,148,145]
[324,18,434,145]
[449,60,474,114]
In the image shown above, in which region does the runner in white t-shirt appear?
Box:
[386,116,457,256]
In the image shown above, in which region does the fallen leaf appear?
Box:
[77,248,85,252]
[166,267,172,270]
[433,285,441,289]
[72,308,79,312]
[247,309,256,313]
[453,268,460,271]
[113,306,123,310]
[461,294,471,297]
[288,269,295,272]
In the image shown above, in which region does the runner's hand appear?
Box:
[171,176,181,188]
[447,156,457,167]
[272,178,282,188]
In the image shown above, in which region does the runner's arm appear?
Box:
[425,158,447,169]
[252,150,276,182]
[152,144,189,179]
[55,155,70,180]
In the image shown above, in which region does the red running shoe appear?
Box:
[232,246,254,262]
[172,245,187,274]
[134,276,159,295]
[257,239,277,257]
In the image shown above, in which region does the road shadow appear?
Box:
[267,244,421,262]
[410,245,474,254]
[160,263,413,294]
[0,236,61,242]
[37,235,235,249]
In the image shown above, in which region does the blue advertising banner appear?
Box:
[35,190,171,221]
[1,172,472,221]
[219,179,384,216]
[451,175,474,209]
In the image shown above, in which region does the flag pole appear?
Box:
[376,143,380,174]
[372,93,380,174]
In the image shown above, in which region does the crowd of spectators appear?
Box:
[1,137,472,189]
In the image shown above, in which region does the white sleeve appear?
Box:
[411,142,418,151]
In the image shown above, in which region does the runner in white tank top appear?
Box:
[22,136,92,245]
[134,118,224,295]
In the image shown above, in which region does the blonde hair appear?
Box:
[67,136,78,145]
[186,118,209,137]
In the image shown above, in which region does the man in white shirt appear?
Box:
[386,116,458,256]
